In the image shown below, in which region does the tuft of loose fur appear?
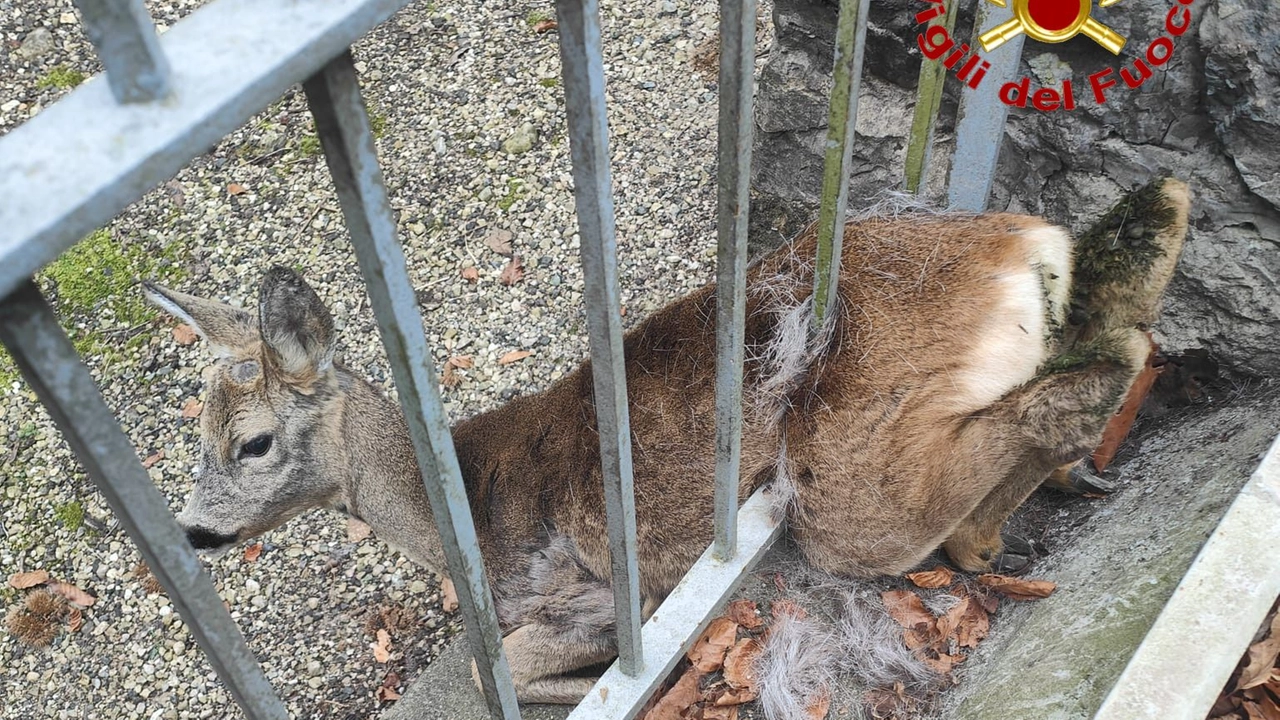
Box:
[753,564,936,720]
[5,589,67,648]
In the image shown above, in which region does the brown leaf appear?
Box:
[66,607,84,633]
[715,686,757,706]
[688,616,739,673]
[484,229,514,256]
[723,637,762,694]
[881,590,935,630]
[642,665,703,720]
[498,350,532,366]
[142,449,165,468]
[805,687,831,719]
[227,183,247,196]
[499,255,524,286]
[371,628,392,663]
[772,598,808,621]
[347,517,373,543]
[441,577,459,613]
[532,19,558,33]
[1239,613,1280,690]
[726,599,763,630]
[952,596,990,650]
[461,266,480,283]
[180,397,203,419]
[976,574,1057,601]
[48,581,96,608]
[9,570,49,589]
[448,355,474,369]
[905,566,955,589]
[1092,334,1159,472]
[703,706,739,720]
[377,685,401,702]
[171,323,199,345]
[922,652,965,675]
[242,543,263,563]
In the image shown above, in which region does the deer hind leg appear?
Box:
[943,328,1150,572]
[471,622,616,704]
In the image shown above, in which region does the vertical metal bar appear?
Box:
[947,2,1024,212]
[903,0,960,194]
[712,0,756,561]
[811,0,870,331]
[553,0,645,676]
[71,0,171,103]
[0,281,286,720]
[302,51,521,720]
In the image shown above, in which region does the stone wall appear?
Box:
[750,0,1280,378]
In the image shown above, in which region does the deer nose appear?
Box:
[185,526,238,550]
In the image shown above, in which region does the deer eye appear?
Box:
[240,434,273,458]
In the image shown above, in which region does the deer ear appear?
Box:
[143,281,258,359]
[257,265,335,383]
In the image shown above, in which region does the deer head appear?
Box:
[144,266,344,552]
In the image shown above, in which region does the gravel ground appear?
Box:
[0,0,772,717]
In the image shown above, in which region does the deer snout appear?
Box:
[183,525,239,552]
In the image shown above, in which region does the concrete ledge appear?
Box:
[944,388,1280,720]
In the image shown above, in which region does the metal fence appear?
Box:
[0,0,1088,719]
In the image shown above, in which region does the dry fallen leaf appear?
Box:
[172,324,199,345]
[9,570,49,589]
[703,706,739,720]
[771,597,808,620]
[242,543,263,563]
[227,183,247,196]
[142,449,165,468]
[347,517,373,543]
[484,229,514,256]
[1239,613,1280,690]
[905,566,955,589]
[180,397,203,419]
[726,598,763,630]
[723,637,762,694]
[532,19,558,33]
[48,581,96,608]
[377,685,401,702]
[950,595,990,650]
[442,355,474,389]
[1092,334,1159,472]
[499,255,525,286]
[371,628,392,663]
[642,665,703,720]
[66,607,84,633]
[441,577,459,613]
[977,574,1057,601]
[688,616,739,673]
[461,266,480,283]
[805,687,832,719]
[498,350,533,366]
[881,589,935,630]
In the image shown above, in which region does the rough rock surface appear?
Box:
[751,0,1280,378]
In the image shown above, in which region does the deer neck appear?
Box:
[327,368,451,576]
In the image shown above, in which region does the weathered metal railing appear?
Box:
[12,0,1257,719]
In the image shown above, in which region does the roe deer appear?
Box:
[142,177,1189,703]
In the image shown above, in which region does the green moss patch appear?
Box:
[37,65,86,90]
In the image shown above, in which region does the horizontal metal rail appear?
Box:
[0,0,414,300]
[566,488,783,720]
[554,0,646,676]
[303,51,521,720]
[946,0,1024,212]
[0,282,287,720]
[1096,433,1280,720]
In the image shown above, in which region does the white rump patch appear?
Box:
[1021,223,1074,329]
[953,269,1049,412]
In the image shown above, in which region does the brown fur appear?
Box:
[142,178,1190,703]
